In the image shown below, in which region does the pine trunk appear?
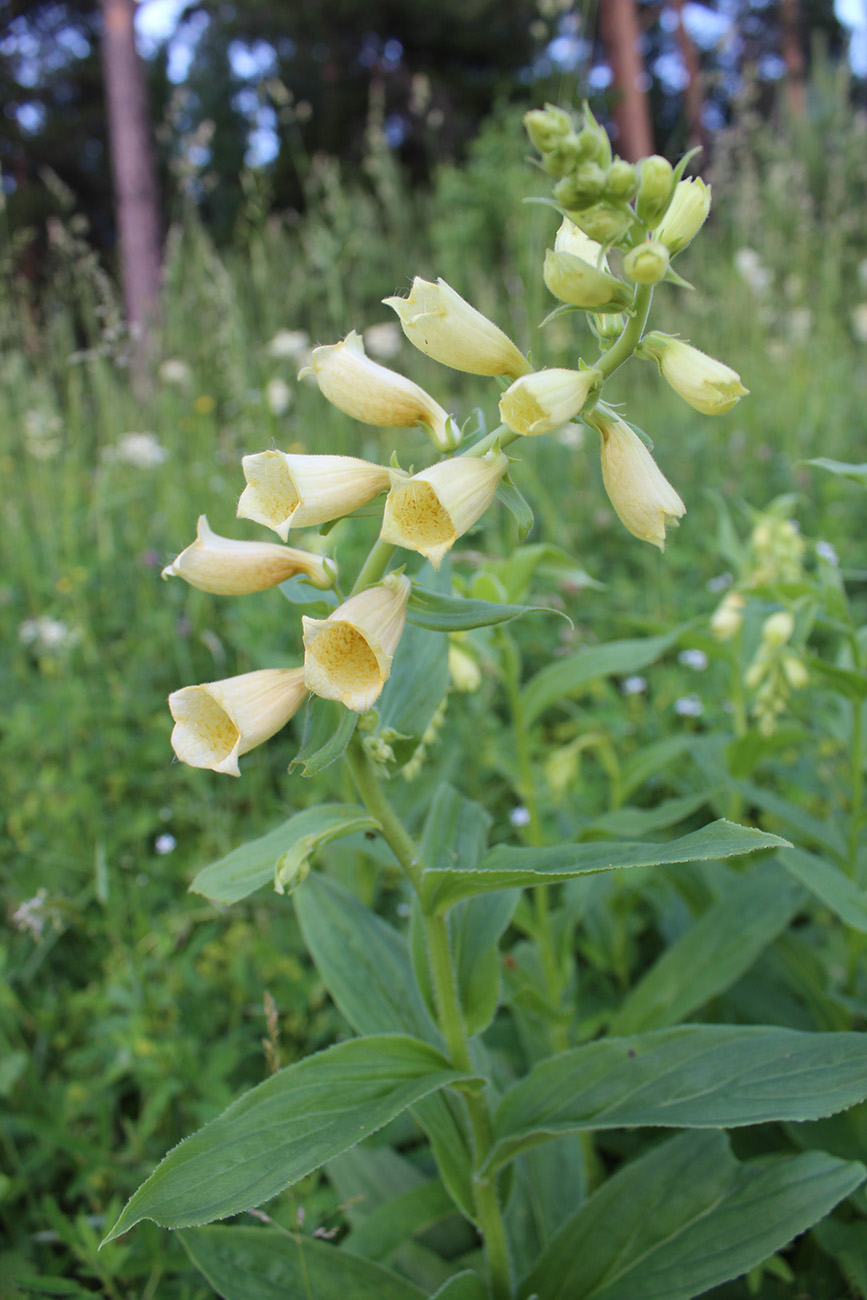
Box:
[100,0,162,367]
[599,0,654,162]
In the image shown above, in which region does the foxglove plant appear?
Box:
[106,106,867,1300]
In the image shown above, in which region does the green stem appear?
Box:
[464,422,521,459]
[595,283,654,382]
[351,539,397,595]
[727,637,748,822]
[346,748,513,1299]
[343,740,422,893]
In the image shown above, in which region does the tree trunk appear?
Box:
[100,0,162,369]
[780,0,807,115]
[670,0,709,157]
[599,0,653,162]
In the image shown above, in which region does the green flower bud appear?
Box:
[654,178,711,253]
[636,155,675,227]
[544,248,633,310]
[524,105,572,154]
[607,159,638,200]
[554,163,608,209]
[570,204,634,244]
[577,126,604,162]
[592,312,626,341]
[623,240,671,285]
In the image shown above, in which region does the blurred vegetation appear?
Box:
[2,72,867,1296]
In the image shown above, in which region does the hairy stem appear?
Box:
[346,746,513,1298]
[350,538,397,595]
[595,283,654,381]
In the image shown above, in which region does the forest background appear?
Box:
[3,1,867,1297]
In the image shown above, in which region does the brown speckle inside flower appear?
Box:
[170,688,238,768]
[389,481,454,549]
[307,622,381,707]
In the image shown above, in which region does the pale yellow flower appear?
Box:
[711,591,745,642]
[383,278,530,378]
[169,668,307,776]
[587,409,685,550]
[379,451,507,569]
[237,452,390,541]
[654,178,711,254]
[499,367,602,437]
[640,332,748,414]
[161,515,335,594]
[301,330,459,451]
[303,573,411,714]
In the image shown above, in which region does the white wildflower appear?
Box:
[103,433,168,468]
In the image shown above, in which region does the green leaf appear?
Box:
[726,726,810,779]
[189,805,380,905]
[505,1136,587,1279]
[344,1179,457,1261]
[295,873,439,1042]
[522,629,682,727]
[803,457,867,485]
[429,1273,489,1300]
[485,1024,867,1174]
[410,786,516,1035]
[289,701,357,776]
[609,859,803,1035]
[180,1226,425,1300]
[294,873,476,1221]
[731,779,847,861]
[518,1130,866,1300]
[102,1036,476,1243]
[375,619,449,765]
[279,575,338,610]
[496,476,534,542]
[578,791,715,839]
[407,587,553,632]
[420,820,789,913]
[807,655,867,701]
[780,846,867,933]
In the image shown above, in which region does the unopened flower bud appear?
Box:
[762,610,794,647]
[169,668,307,776]
[587,409,685,550]
[499,366,602,438]
[238,451,390,540]
[569,204,634,245]
[782,652,809,689]
[162,515,335,594]
[593,312,627,341]
[607,159,638,199]
[543,249,632,310]
[711,591,745,641]
[636,155,675,227]
[384,278,529,379]
[301,330,459,451]
[654,178,711,254]
[303,573,411,714]
[380,451,507,570]
[562,162,609,203]
[542,136,587,178]
[448,643,482,693]
[524,105,572,154]
[639,332,748,414]
[623,241,671,285]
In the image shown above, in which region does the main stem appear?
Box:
[346,744,513,1299]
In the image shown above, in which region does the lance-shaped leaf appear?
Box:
[289,701,357,777]
[406,587,556,632]
[518,1130,865,1300]
[781,846,867,933]
[608,859,804,1035]
[419,819,788,913]
[180,1226,426,1300]
[429,1274,489,1300]
[294,873,476,1220]
[484,1024,867,1174]
[803,457,867,485]
[189,804,380,905]
[102,1036,478,1243]
[522,628,683,726]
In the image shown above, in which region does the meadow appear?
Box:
[3,80,867,1298]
